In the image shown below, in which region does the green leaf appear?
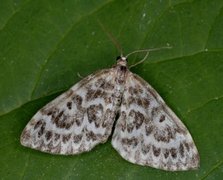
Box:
[0,0,223,179]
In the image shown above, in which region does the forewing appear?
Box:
[112,72,199,171]
[21,69,117,155]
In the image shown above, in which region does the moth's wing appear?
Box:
[21,69,118,155]
[112,72,199,171]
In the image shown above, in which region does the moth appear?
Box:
[20,51,199,171]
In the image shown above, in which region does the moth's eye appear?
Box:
[116,56,121,60]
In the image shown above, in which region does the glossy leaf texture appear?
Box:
[0,0,223,179]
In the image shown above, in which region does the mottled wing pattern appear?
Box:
[21,69,117,155]
[112,72,199,171]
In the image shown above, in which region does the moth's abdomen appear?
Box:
[112,66,128,108]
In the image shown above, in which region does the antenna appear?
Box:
[127,46,172,69]
[97,19,123,56]
[126,46,172,58]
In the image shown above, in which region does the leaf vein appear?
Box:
[20,152,31,180]
[186,95,223,115]
[204,5,223,49]
[30,0,115,99]
[201,160,223,179]
[0,0,32,31]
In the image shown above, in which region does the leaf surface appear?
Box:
[0,0,223,179]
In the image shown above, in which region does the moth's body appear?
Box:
[21,56,199,171]
[112,57,128,108]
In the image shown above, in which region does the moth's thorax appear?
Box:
[113,56,128,74]
[111,56,128,107]
[114,57,128,85]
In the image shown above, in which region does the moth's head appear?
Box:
[116,55,127,67]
